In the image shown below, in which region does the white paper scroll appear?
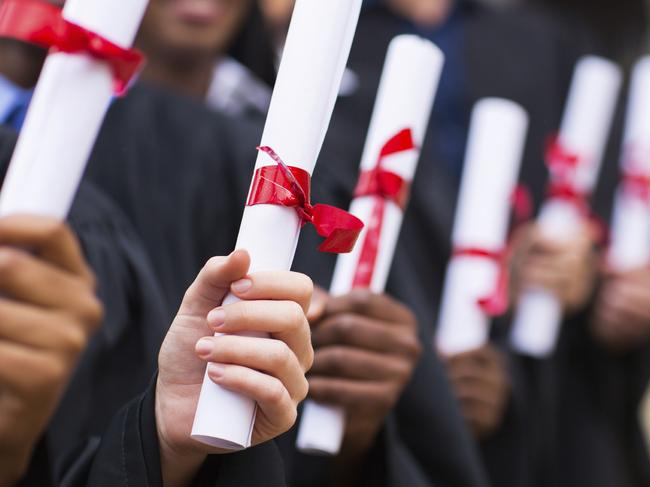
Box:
[0,0,149,218]
[295,35,444,456]
[191,0,363,450]
[510,56,622,357]
[608,57,650,271]
[435,99,528,356]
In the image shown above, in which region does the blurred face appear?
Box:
[138,0,253,59]
[387,0,453,27]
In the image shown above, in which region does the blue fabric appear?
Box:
[408,3,471,184]
[0,74,33,132]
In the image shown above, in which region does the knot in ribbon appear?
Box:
[452,247,509,316]
[247,146,363,254]
[450,185,533,317]
[0,0,144,95]
[351,128,416,288]
[545,134,589,213]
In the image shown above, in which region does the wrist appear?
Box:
[154,384,206,487]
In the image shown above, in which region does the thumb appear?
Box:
[177,250,251,318]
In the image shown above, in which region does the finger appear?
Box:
[324,289,416,324]
[310,346,411,382]
[0,342,67,398]
[178,250,250,317]
[0,248,103,323]
[229,271,313,314]
[206,300,312,370]
[307,286,328,323]
[206,363,298,439]
[196,335,308,401]
[307,376,390,410]
[0,215,93,285]
[0,298,92,354]
[312,313,421,358]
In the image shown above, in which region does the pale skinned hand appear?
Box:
[0,216,103,487]
[511,221,600,314]
[155,250,313,487]
[592,265,650,353]
[306,287,421,469]
[443,345,511,440]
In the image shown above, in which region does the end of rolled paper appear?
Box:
[296,401,345,456]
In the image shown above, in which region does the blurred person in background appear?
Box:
[136,0,276,118]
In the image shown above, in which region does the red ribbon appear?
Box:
[452,247,510,316]
[622,171,650,202]
[247,147,364,254]
[351,128,416,288]
[0,0,144,95]
[545,135,590,213]
[451,185,533,317]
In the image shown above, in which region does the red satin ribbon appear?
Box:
[622,170,650,202]
[452,247,509,316]
[450,185,533,317]
[351,128,416,288]
[247,147,364,254]
[0,0,144,95]
[545,135,590,212]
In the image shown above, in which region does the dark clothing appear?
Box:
[0,125,287,487]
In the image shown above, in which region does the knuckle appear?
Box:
[349,289,373,312]
[0,248,23,276]
[297,376,309,402]
[271,341,293,371]
[332,314,355,342]
[60,325,88,357]
[287,301,306,329]
[264,377,287,406]
[297,273,314,300]
[79,295,104,331]
[304,344,315,371]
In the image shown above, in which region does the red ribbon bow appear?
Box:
[247,147,364,254]
[350,128,416,288]
[0,0,144,95]
[545,135,589,213]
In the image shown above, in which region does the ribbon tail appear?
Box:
[311,204,364,254]
[351,197,385,288]
[477,265,510,317]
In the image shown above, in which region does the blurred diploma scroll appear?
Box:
[608,57,650,272]
[190,0,364,450]
[435,98,529,356]
[510,56,622,358]
[296,35,444,456]
[0,0,149,218]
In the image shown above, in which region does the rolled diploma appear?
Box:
[295,35,444,456]
[0,0,149,218]
[510,56,622,357]
[435,98,529,356]
[191,0,363,450]
[608,57,650,271]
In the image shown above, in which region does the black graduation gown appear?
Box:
[0,125,287,487]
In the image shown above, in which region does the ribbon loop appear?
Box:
[247,147,363,254]
[351,128,416,288]
[0,0,144,95]
[544,135,590,213]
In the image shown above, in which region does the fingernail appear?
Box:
[208,363,225,380]
[195,338,212,357]
[231,278,252,294]
[207,307,226,328]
